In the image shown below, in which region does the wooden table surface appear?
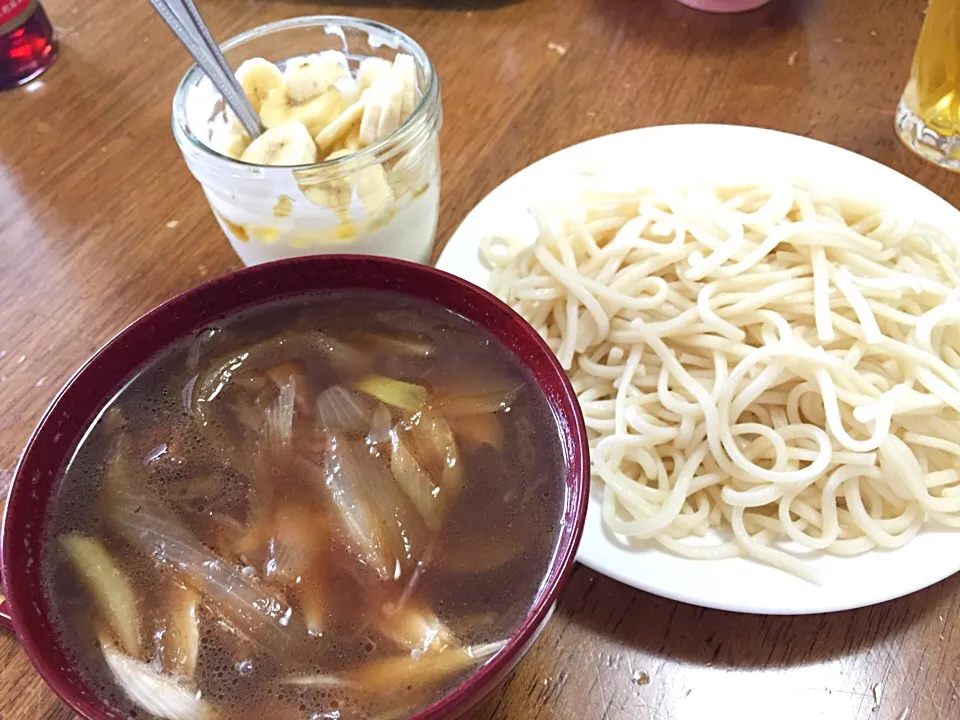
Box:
[1,0,957,718]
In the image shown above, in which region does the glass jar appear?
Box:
[172,16,442,266]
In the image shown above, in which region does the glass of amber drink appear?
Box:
[896,0,960,170]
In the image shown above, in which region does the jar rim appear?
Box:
[170,15,440,173]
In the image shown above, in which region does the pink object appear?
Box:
[676,0,773,11]
[0,255,590,720]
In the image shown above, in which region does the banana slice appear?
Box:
[356,163,395,215]
[342,128,361,152]
[357,54,419,147]
[259,87,342,136]
[212,115,252,160]
[336,76,361,108]
[314,96,367,155]
[236,58,284,114]
[392,53,418,120]
[241,121,318,166]
[376,72,405,143]
[357,57,392,92]
[284,55,345,104]
[219,128,251,160]
[387,149,424,196]
[357,86,380,147]
[317,49,349,67]
[359,72,405,147]
[301,149,353,210]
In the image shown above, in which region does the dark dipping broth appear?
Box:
[42,291,566,720]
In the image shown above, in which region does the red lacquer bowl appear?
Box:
[0,255,589,719]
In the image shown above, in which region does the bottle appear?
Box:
[0,0,57,90]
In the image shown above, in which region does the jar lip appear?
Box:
[171,15,439,172]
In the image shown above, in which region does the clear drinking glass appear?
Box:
[896,0,960,171]
[172,16,442,266]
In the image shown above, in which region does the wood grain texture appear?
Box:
[0,0,956,718]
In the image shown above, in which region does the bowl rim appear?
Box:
[1,254,590,720]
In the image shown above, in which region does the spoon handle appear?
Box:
[149,0,263,139]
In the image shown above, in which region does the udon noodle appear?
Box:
[482,178,960,580]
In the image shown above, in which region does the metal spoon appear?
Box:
[149,0,263,139]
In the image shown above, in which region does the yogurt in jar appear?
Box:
[172,18,442,266]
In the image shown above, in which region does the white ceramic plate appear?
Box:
[436,124,960,615]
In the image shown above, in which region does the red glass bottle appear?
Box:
[0,0,57,90]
